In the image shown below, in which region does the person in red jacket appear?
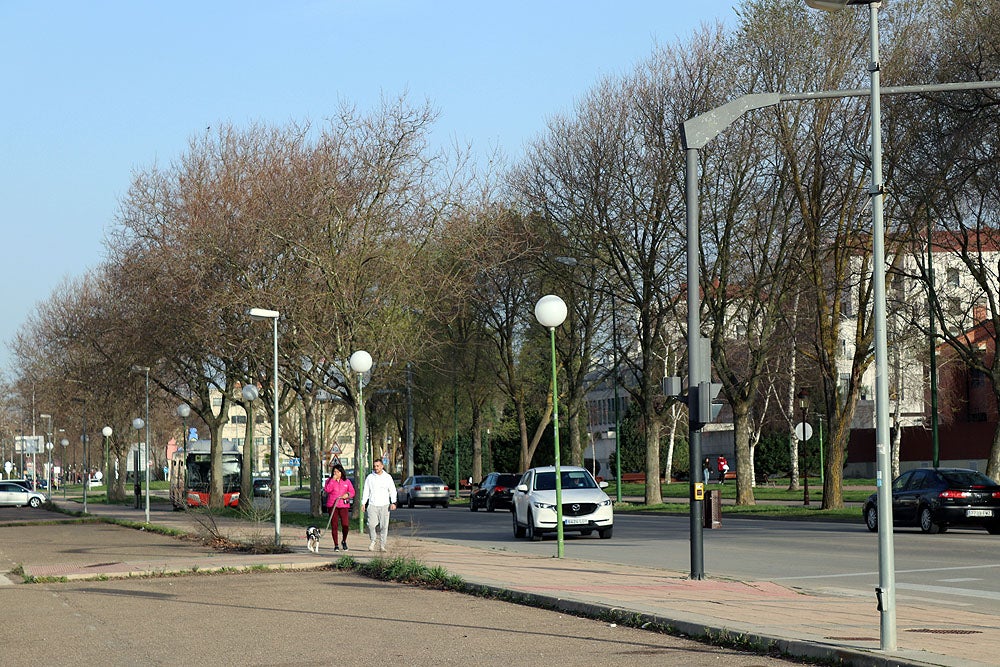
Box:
[717,456,729,484]
[324,464,356,551]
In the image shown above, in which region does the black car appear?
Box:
[252,478,272,497]
[863,467,1000,534]
[470,472,520,512]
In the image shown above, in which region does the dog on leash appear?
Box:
[305,526,322,553]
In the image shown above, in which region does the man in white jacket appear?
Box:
[361,459,397,551]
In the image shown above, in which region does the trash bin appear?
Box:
[704,489,722,529]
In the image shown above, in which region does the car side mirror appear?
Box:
[598,481,609,489]
[516,484,528,493]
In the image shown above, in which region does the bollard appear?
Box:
[703,489,722,529]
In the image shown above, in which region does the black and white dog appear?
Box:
[305,526,322,553]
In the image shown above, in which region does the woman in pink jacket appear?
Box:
[324,464,356,551]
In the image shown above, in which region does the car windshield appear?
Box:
[941,470,998,488]
[534,471,597,491]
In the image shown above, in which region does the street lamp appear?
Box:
[45,441,53,497]
[535,294,568,558]
[60,438,68,499]
[797,390,810,506]
[239,386,257,497]
[39,413,52,492]
[350,350,373,534]
[804,0,897,651]
[132,418,145,512]
[101,426,112,503]
[131,365,151,524]
[248,307,281,544]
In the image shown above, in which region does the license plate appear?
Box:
[967,509,993,517]
[563,517,587,525]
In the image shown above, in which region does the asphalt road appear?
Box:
[389,504,1000,614]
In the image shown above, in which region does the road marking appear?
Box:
[773,563,1000,581]
[939,578,981,583]
[897,582,1000,602]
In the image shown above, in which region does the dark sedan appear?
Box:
[863,467,1000,534]
[470,472,520,512]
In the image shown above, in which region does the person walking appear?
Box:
[361,459,396,552]
[717,456,729,484]
[702,458,711,486]
[323,464,355,552]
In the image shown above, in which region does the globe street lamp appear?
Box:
[240,386,258,498]
[797,390,811,506]
[45,441,54,498]
[132,418,145,512]
[350,350,373,533]
[535,294,568,558]
[39,413,53,492]
[248,307,282,544]
[60,438,68,499]
[101,426,112,503]
[131,365,151,524]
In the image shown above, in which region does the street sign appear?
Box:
[794,422,814,442]
[330,444,341,454]
[288,457,301,467]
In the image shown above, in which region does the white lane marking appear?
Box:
[939,578,981,583]
[897,582,1000,602]
[773,563,1000,581]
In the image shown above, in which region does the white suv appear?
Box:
[511,466,613,540]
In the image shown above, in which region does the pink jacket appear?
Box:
[324,477,356,509]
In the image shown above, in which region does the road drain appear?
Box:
[906,628,982,635]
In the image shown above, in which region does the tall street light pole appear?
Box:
[39,413,52,492]
[60,438,68,499]
[249,308,282,545]
[101,426,112,503]
[535,294,568,558]
[131,365,151,524]
[132,418,145,511]
[350,350,373,534]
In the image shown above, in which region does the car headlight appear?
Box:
[600,498,613,507]
[532,501,557,511]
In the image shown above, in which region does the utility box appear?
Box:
[703,489,722,529]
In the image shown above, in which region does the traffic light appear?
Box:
[696,381,723,425]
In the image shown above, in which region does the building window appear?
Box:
[947,267,960,287]
[230,415,247,424]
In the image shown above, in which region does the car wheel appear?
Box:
[599,526,613,539]
[512,510,526,538]
[442,501,449,508]
[527,511,541,541]
[919,506,941,534]
[487,497,495,513]
[864,505,878,532]
[29,496,42,508]
[407,497,415,509]
[470,497,478,512]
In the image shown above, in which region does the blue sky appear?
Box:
[0,0,739,374]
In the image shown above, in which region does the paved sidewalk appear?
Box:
[3,501,997,667]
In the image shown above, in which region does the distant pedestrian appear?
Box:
[717,456,729,484]
[361,459,397,552]
[324,464,355,551]
[702,458,711,486]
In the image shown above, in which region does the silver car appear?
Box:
[0,481,46,508]
[398,475,450,508]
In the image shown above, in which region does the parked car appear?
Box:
[0,481,46,508]
[398,475,450,508]
[470,472,520,512]
[252,478,272,498]
[863,467,1000,534]
[512,466,613,540]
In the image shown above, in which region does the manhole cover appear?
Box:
[906,628,982,635]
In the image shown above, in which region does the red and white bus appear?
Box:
[169,440,242,509]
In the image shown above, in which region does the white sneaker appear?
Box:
[378,542,386,552]
[368,542,376,552]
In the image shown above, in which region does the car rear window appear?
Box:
[941,470,998,488]
[415,477,444,484]
[497,475,519,486]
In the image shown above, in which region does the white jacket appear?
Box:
[362,470,397,507]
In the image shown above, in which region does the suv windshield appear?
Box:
[534,471,597,491]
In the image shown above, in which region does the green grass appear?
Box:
[605,479,874,504]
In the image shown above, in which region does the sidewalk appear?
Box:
[5,501,997,667]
